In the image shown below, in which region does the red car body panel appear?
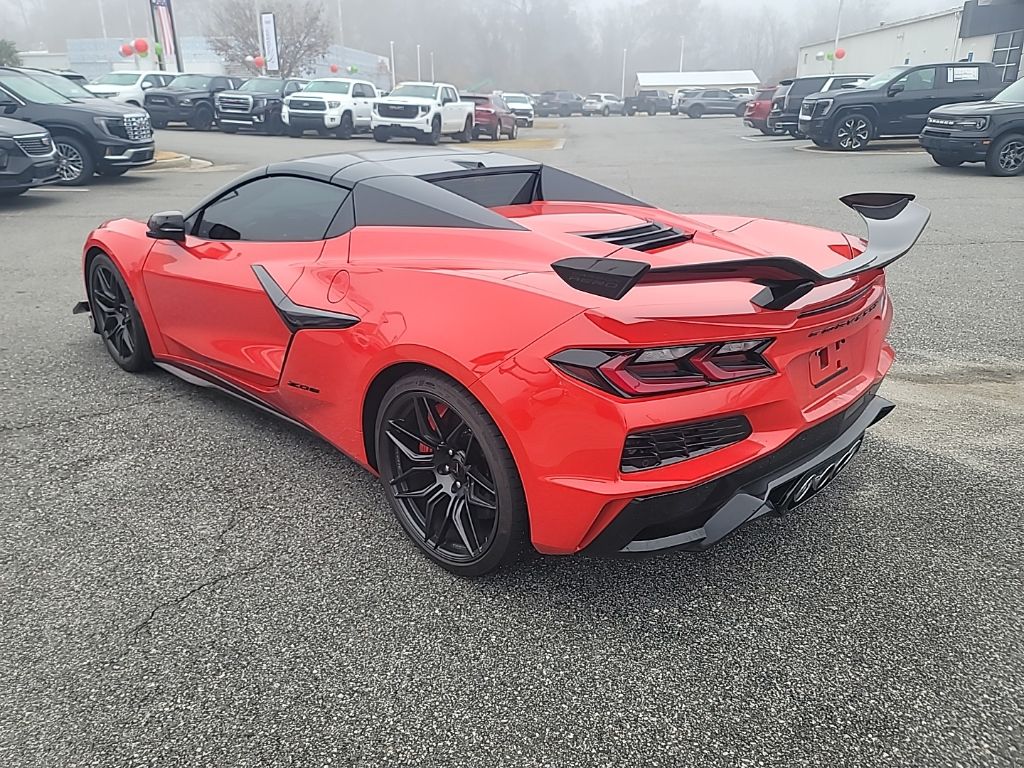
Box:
[81,151,925,558]
[464,94,516,137]
[744,87,777,132]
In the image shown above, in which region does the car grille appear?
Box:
[378,103,419,119]
[577,221,693,252]
[217,94,253,114]
[123,113,153,141]
[13,133,54,156]
[621,416,753,473]
[289,99,326,112]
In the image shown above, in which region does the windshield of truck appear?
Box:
[858,67,910,89]
[305,80,351,94]
[390,84,439,99]
[239,78,284,93]
[994,77,1024,103]
[0,71,72,104]
[168,75,213,89]
[92,72,140,86]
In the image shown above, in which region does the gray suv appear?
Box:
[677,89,750,119]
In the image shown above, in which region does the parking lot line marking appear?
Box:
[794,145,927,156]
[30,187,92,192]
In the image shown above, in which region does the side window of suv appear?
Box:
[211,77,229,91]
[895,67,936,91]
[194,176,348,242]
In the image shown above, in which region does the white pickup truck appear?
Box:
[282,77,379,138]
[371,81,474,144]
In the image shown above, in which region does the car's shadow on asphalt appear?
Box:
[2,192,63,210]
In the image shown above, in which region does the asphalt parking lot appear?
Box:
[2,116,1022,768]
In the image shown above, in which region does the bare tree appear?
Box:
[206,0,332,78]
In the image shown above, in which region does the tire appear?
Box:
[559,106,570,118]
[188,104,214,131]
[687,106,704,119]
[831,113,873,151]
[647,107,656,116]
[375,371,528,577]
[373,126,390,143]
[670,108,678,115]
[53,135,95,186]
[220,124,238,134]
[931,153,965,168]
[151,118,167,129]
[0,187,28,197]
[427,116,442,145]
[811,137,830,148]
[472,126,481,140]
[86,252,153,373]
[734,105,746,117]
[787,127,806,139]
[527,119,533,128]
[265,113,286,136]
[336,111,354,139]
[602,106,610,117]
[491,120,501,140]
[458,117,473,143]
[287,125,303,138]
[759,127,774,136]
[985,133,1024,176]
[96,166,130,177]
[508,121,517,140]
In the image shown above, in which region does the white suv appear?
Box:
[502,92,535,127]
[583,93,624,116]
[86,71,179,106]
[282,77,379,138]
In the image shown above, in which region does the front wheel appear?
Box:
[54,135,95,186]
[373,126,390,143]
[336,112,354,139]
[687,106,703,119]
[508,120,517,140]
[188,104,214,131]
[986,133,1024,176]
[220,124,238,134]
[375,372,528,577]
[458,117,473,143]
[832,113,873,151]
[930,153,964,168]
[87,252,153,372]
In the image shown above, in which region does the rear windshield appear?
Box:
[465,95,490,105]
[586,93,602,100]
[432,172,537,208]
[755,88,775,100]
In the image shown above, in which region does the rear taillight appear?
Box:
[549,339,774,397]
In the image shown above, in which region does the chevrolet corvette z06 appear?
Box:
[75,148,929,576]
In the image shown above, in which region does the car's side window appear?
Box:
[211,77,228,91]
[284,81,302,95]
[896,68,936,92]
[193,176,348,242]
[353,83,368,98]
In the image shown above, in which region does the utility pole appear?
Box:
[389,40,396,88]
[679,36,685,71]
[336,0,344,50]
[831,0,845,73]
[416,44,421,80]
[97,0,109,39]
[430,51,435,82]
[620,48,627,99]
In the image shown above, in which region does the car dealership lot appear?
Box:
[2,118,1022,767]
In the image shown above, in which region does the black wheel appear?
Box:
[508,120,517,140]
[0,187,28,197]
[559,106,570,117]
[759,127,774,136]
[986,133,1024,176]
[687,106,704,119]
[375,372,528,577]
[670,108,678,115]
[151,118,167,129]
[188,104,214,131]
[602,106,610,117]
[931,153,964,168]
[336,111,354,139]
[811,137,830,148]
[787,127,806,139]
[373,126,390,143]
[87,253,152,373]
[427,116,442,145]
[54,135,95,186]
[96,166,130,177]
[832,113,872,151]
[647,108,656,116]
[458,117,473,143]
[734,105,746,117]
[220,124,238,134]
[265,113,286,136]
[287,125,303,138]
[527,119,533,128]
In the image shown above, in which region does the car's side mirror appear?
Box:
[146,211,187,242]
[141,82,153,90]
[441,97,453,105]
[888,82,905,96]
[0,95,17,114]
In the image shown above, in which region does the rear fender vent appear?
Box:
[621,415,752,473]
[577,221,693,252]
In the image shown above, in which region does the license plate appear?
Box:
[809,338,850,389]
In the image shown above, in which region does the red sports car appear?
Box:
[75,149,929,576]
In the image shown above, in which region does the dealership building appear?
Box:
[797,0,1024,82]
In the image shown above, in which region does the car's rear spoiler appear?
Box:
[550,193,930,309]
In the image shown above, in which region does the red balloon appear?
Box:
[119,43,134,57]
[253,55,265,68]
[835,48,846,60]
[329,63,339,73]
[133,38,149,54]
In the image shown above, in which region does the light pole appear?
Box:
[389,40,396,88]
[97,0,108,39]
[430,51,435,82]
[336,0,344,50]
[416,44,421,80]
[620,48,627,99]
[831,0,845,73]
[679,36,685,71]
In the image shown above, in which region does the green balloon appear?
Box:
[154,42,163,57]
[826,51,834,60]
[348,65,358,73]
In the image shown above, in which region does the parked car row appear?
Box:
[741,61,1024,176]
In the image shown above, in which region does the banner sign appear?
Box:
[260,12,281,72]
[150,0,181,69]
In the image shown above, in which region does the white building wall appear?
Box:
[796,10,975,77]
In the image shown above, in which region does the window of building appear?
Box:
[993,30,1023,83]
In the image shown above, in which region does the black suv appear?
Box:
[0,67,154,185]
[145,74,245,131]
[625,89,673,116]
[537,91,584,117]
[215,77,308,134]
[768,74,869,137]
[0,116,59,197]
[800,62,1006,151]
[920,76,1024,176]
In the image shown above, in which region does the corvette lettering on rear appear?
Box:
[808,298,880,338]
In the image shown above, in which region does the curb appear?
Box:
[151,151,193,169]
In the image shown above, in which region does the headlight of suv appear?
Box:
[418,105,430,115]
[327,100,342,109]
[92,116,127,138]
[179,98,193,106]
[813,98,833,117]
[253,97,267,108]
[954,116,988,131]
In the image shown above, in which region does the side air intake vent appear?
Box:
[621,415,752,472]
[577,221,693,252]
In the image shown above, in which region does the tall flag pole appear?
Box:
[150,0,184,72]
